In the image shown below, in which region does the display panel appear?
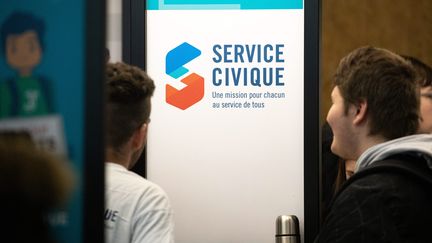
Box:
[0,1,105,242]
[125,0,320,241]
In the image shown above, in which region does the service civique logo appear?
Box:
[165,42,204,110]
[165,41,287,110]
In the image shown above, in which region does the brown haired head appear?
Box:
[0,131,75,242]
[0,131,74,208]
[402,55,432,88]
[333,46,419,140]
[105,62,155,150]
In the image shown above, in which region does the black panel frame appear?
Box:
[83,0,106,242]
[123,0,148,178]
[304,0,321,242]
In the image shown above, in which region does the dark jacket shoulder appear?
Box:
[316,155,432,243]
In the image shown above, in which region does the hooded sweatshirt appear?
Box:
[316,134,432,243]
[355,134,432,172]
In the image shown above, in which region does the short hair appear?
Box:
[402,55,432,88]
[1,11,45,54]
[333,46,419,140]
[105,62,155,150]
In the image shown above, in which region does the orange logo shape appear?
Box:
[166,73,204,110]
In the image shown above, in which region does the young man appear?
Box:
[316,46,432,242]
[104,62,174,243]
[404,55,432,134]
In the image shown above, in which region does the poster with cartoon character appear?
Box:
[0,11,52,117]
[0,1,104,242]
[0,11,67,156]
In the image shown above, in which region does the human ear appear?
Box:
[353,100,367,125]
[132,123,148,150]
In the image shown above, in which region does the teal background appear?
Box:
[147,0,303,10]
[0,0,85,242]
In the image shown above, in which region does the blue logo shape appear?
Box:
[166,42,201,79]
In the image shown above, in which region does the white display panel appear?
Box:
[146,2,304,242]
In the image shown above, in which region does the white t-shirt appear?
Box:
[105,162,175,243]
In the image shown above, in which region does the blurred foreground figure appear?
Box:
[0,131,74,243]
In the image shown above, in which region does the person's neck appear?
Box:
[356,134,387,158]
[19,68,33,77]
[106,147,131,169]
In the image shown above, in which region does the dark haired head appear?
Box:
[402,55,432,87]
[1,11,45,54]
[334,46,419,139]
[0,131,74,243]
[105,62,155,150]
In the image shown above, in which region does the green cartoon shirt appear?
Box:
[0,76,49,118]
[0,81,12,118]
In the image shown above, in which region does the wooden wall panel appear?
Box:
[322,0,432,122]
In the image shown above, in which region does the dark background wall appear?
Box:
[322,0,432,122]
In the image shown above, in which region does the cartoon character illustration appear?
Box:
[0,11,52,118]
